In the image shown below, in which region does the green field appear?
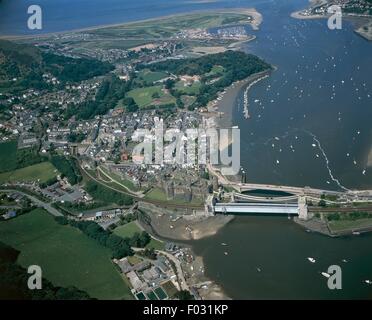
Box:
[99,167,140,192]
[85,12,252,41]
[0,209,132,300]
[144,187,203,206]
[175,80,201,95]
[0,162,58,184]
[138,70,168,83]
[114,221,164,250]
[127,85,175,108]
[206,65,225,77]
[328,218,372,233]
[0,140,17,172]
[23,11,255,53]
[114,221,143,238]
[162,280,178,298]
[144,188,168,201]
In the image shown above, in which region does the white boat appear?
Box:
[365,280,372,285]
[221,243,227,246]
[321,272,331,278]
[256,267,261,272]
[342,259,348,263]
[224,252,228,256]
[352,231,360,235]
[307,257,316,263]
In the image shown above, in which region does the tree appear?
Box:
[141,247,157,260]
[138,231,151,247]
[125,97,139,112]
[164,79,175,90]
[174,290,194,300]
[152,92,160,99]
[318,200,326,207]
[176,97,184,109]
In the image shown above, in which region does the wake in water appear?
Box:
[305,130,350,192]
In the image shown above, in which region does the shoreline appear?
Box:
[136,202,234,299]
[294,216,372,238]
[210,69,273,129]
[290,11,326,20]
[0,7,262,40]
[290,4,372,41]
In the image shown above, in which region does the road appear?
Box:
[2,189,63,217]
[158,250,189,291]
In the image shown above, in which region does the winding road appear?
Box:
[1,189,63,217]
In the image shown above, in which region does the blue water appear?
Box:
[0,0,272,35]
[235,1,372,190]
[1,0,372,299]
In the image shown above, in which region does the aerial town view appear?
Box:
[0,0,371,308]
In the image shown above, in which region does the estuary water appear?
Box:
[1,0,371,299]
[0,0,271,36]
[192,216,372,299]
[236,1,372,191]
[192,1,372,299]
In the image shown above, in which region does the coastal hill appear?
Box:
[0,39,114,94]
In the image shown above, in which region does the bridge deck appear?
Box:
[214,203,299,215]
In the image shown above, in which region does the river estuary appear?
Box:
[1,0,371,299]
[192,0,372,299]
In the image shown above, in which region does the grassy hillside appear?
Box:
[0,209,132,300]
[0,162,58,184]
[0,140,17,172]
[0,39,114,93]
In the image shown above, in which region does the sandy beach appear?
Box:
[290,11,326,20]
[213,69,273,128]
[136,202,233,299]
[138,203,235,241]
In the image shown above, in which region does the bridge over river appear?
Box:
[206,165,372,221]
[207,164,372,198]
[210,192,309,219]
[214,202,299,215]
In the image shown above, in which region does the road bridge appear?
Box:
[213,202,299,215]
[235,183,343,196]
[232,192,298,203]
